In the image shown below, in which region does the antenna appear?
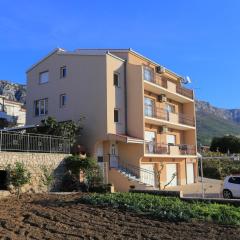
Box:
[181,76,192,84]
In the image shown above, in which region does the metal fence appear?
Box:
[0,131,70,154]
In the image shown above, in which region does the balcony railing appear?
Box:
[176,85,194,99]
[145,142,196,155]
[144,73,194,100]
[144,106,195,127]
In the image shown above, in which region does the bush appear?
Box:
[201,159,240,179]
[64,155,103,191]
[80,193,240,225]
[6,162,31,198]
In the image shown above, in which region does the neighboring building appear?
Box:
[26,48,197,191]
[0,95,26,127]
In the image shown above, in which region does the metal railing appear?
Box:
[144,73,194,100]
[176,85,193,99]
[144,105,195,127]
[118,158,156,186]
[0,131,70,154]
[145,142,196,155]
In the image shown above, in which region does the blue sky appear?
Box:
[0,0,240,108]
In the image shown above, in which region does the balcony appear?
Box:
[144,73,194,102]
[145,142,196,156]
[144,105,195,128]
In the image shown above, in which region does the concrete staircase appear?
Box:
[108,162,157,192]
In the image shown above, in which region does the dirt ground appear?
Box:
[0,193,240,240]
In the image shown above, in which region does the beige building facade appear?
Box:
[26,48,198,191]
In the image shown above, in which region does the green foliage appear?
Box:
[29,116,84,145]
[6,162,31,198]
[202,159,240,180]
[80,193,240,225]
[40,165,54,190]
[210,135,240,153]
[64,155,103,190]
[197,112,240,146]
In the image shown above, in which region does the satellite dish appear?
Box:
[181,76,192,84]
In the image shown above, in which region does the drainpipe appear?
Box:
[124,61,128,135]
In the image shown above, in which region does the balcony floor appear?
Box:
[145,116,196,130]
[144,80,194,103]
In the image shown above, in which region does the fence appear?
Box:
[0,131,70,154]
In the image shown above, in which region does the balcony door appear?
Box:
[145,131,156,153]
[144,97,154,118]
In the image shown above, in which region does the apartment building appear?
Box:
[0,96,26,127]
[26,48,197,191]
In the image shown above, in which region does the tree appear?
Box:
[6,162,31,198]
[210,135,240,153]
[29,116,84,145]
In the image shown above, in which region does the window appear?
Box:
[60,94,67,107]
[167,135,176,145]
[60,66,67,78]
[34,99,48,116]
[165,103,176,113]
[144,97,154,117]
[114,109,119,123]
[39,71,49,84]
[229,177,240,184]
[113,73,119,87]
[143,67,153,82]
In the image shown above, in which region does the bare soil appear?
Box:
[0,193,239,240]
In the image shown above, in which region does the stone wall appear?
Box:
[0,152,70,193]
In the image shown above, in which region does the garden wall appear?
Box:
[0,152,70,193]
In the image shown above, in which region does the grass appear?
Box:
[80,193,240,225]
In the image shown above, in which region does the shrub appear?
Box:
[64,155,103,191]
[6,162,31,198]
[40,165,54,191]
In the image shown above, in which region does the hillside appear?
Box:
[196,101,240,146]
[0,80,26,103]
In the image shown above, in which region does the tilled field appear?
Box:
[0,193,240,240]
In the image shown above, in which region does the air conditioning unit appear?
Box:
[158,94,167,102]
[159,126,168,133]
[156,66,166,74]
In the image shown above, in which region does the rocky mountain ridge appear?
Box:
[0,80,26,103]
[196,100,240,124]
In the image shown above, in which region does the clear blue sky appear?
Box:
[1,0,240,108]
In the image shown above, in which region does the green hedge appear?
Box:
[80,193,240,225]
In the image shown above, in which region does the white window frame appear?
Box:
[39,71,49,84]
[143,67,153,82]
[60,94,67,108]
[34,98,48,116]
[114,108,120,123]
[113,72,120,87]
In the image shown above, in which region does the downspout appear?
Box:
[124,61,128,135]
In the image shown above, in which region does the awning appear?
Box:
[107,133,144,144]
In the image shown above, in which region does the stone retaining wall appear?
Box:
[0,152,70,193]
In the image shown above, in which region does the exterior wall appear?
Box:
[0,152,69,193]
[142,157,198,188]
[106,55,125,135]
[28,52,109,154]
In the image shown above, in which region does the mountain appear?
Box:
[196,101,240,146]
[0,80,26,103]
